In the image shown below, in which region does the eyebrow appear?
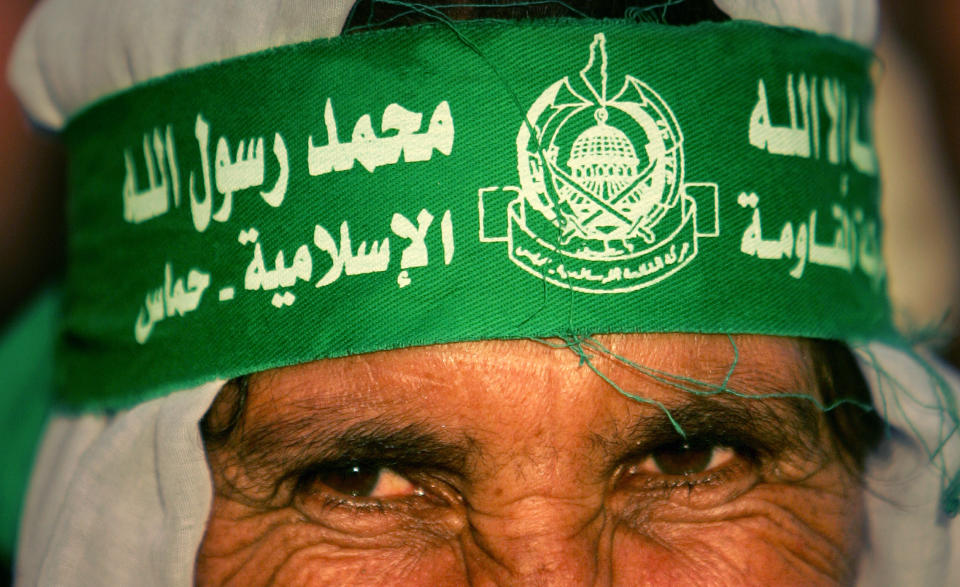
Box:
[227,393,823,485]
[614,394,820,453]
[592,342,824,449]
[219,348,826,481]
[233,410,474,478]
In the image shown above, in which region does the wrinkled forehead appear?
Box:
[257,333,806,385]
[221,333,843,485]
[244,334,816,421]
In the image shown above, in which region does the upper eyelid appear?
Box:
[610,431,759,469]
[291,452,465,484]
[249,415,817,498]
[289,450,764,520]
[615,449,759,495]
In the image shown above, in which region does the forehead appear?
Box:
[245,334,814,426]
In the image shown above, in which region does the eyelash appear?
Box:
[291,440,763,521]
[615,441,762,498]
[293,462,450,516]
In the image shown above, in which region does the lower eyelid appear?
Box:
[611,461,764,529]
[295,472,457,517]
[293,489,422,529]
[287,480,464,544]
[618,450,757,493]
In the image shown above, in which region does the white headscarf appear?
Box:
[10,1,959,585]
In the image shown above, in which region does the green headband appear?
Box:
[62,19,891,409]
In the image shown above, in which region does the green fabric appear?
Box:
[62,19,892,409]
[0,290,56,556]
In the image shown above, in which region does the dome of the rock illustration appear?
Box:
[567,108,643,203]
[569,110,638,177]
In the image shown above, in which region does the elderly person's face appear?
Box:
[195,334,868,585]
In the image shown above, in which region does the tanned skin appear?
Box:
[197,334,869,586]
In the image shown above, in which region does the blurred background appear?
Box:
[0,0,65,332]
[876,0,960,363]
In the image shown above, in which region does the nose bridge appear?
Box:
[455,349,615,584]
[462,493,610,586]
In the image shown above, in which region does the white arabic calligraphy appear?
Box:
[191,114,291,231]
[737,191,883,283]
[311,209,455,290]
[122,126,181,223]
[242,231,314,292]
[308,99,454,175]
[134,262,210,343]
[749,73,877,175]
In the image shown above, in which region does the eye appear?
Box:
[615,441,758,505]
[299,463,421,499]
[292,462,461,532]
[636,443,737,476]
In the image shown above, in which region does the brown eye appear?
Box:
[303,464,419,499]
[618,443,758,505]
[636,444,737,476]
[313,464,380,497]
[654,444,713,475]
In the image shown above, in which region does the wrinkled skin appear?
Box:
[196,334,866,586]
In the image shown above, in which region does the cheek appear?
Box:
[197,484,864,587]
[195,500,467,586]
[610,482,864,586]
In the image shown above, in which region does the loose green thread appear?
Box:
[533,333,877,444]
[851,345,892,435]
[854,343,960,516]
[533,334,687,437]
[625,0,687,23]
[582,335,872,412]
[344,0,592,33]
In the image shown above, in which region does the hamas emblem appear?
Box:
[479,33,719,293]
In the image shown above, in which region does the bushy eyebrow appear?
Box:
[588,348,826,456]
[583,337,825,451]
[219,381,823,487]
[231,408,474,479]
[595,393,822,462]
